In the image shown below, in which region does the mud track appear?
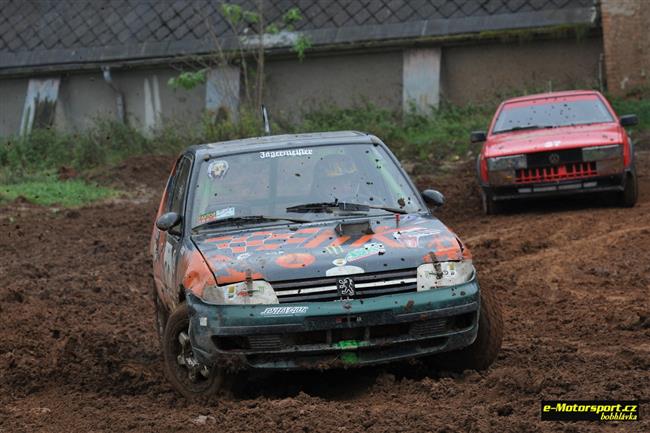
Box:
[1,153,649,432]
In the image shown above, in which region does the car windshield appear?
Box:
[492,95,614,134]
[190,143,423,229]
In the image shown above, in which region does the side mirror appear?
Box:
[470,130,487,143]
[421,189,445,207]
[156,212,181,232]
[620,114,638,127]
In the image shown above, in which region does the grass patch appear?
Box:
[0,177,118,207]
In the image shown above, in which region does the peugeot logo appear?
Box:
[548,153,561,165]
[336,277,356,299]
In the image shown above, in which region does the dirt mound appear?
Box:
[1,153,649,432]
[84,154,176,190]
[414,158,483,223]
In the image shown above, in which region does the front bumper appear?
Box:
[487,173,626,201]
[186,279,480,370]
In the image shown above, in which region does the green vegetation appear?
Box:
[611,97,650,133]
[478,23,594,44]
[295,103,493,161]
[0,120,163,183]
[2,94,649,208]
[0,176,117,207]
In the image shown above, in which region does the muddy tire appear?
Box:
[618,170,638,207]
[153,288,168,345]
[162,303,226,400]
[481,189,503,215]
[430,284,503,371]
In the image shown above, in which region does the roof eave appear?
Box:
[0,6,598,77]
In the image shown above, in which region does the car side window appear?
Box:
[168,157,192,232]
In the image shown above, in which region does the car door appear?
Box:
[155,155,193,308]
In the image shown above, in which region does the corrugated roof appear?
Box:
[0,0,597,74]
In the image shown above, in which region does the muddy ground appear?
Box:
[1,152,649,432]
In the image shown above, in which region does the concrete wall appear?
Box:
[264,51,402,119]
[403,48,441,113]
[601,0,650,95]
[111,68,204,133]
[0,77,28,136]
[0,36,606,137]
[56,73,117,131]
[0,67,207,136]
[441,37,602,105]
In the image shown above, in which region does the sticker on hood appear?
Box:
[345,242,385,262]
[393,227,441,248]
[276,253,316,269]
[326,258,364,276]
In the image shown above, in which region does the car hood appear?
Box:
[485,123,623,158]
[192,214,466,285]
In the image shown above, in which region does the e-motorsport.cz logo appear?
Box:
[541,400,639,422]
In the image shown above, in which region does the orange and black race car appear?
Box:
[473,90,638,214]
[151,131,502,399]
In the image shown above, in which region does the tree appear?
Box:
[168,2,312,113]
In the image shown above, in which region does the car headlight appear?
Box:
[417,261,475,291]
[582,144,622,161]
[487,154,527,171]
[201,280,279,305]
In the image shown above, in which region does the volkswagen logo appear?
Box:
[336,277,356,299]
[548,153,561,165]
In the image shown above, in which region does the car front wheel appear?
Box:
[619,170,638,207]
[162,303,227,400]
[481,188,503,215]
[428,283,503,371]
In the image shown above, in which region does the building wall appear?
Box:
[601,0,650,95]
[403,48,441,113]
[56,73,117,131]
[0,37,606,137]
[0,68,207,136]
[110,68,204,133]
[0,77,28,136]
[264,51,403,119]
[441,37,603,105]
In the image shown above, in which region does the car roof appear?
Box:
[188,131,376,158]
[501,90,603,105]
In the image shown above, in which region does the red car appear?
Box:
[472,90,638,214]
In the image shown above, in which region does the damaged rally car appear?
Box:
[472,90,639,214]
[151,131,503,398]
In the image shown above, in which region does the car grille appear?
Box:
[272,269,418,303]
[515,161,597,184]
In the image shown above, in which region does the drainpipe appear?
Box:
[101,66,125,123]
[598,52,605,92]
